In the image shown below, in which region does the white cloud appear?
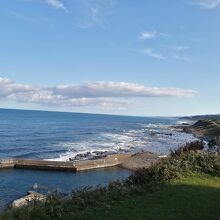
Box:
[51,81,196,98]
[187,0,220,9]
[45,0,67,12]
[139,31,157,40]
[0,77,196,109]
[73,0,117,28]
[139,31,170,40]
[139,48,167,60]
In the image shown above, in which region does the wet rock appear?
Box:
[92,151,112,159]
[92,151,108,156]
[69,152,92,161]
[164,133,173,136]
[181,122,190,126]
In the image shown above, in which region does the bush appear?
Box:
[127,151,218,188]
[170,140,204,157]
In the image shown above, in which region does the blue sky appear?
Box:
[0,0,219,116]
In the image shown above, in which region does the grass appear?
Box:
[91,173,220,220]
[1,150,220,220]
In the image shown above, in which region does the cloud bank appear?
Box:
[0,77,196,109]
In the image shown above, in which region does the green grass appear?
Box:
[91,173,220,220]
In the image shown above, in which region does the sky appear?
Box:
[0,0,219,116]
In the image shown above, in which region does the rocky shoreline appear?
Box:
[174,117,220,153]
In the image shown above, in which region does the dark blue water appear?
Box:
[0,167,131,209]
[0,109,195,161]
[0,109,196,209]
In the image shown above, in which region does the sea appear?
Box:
[0,108,196,209]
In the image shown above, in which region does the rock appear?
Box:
[92,152,108,159]
[11,191,46,208]
[69,152,93,161]
[119,152,160,171]
[92,151,108,156]
[164,133,173,136]
[92,151,117,159]
[181,123,190,126]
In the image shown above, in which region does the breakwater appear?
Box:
[0,154,132,172]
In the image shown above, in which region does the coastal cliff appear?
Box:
[180,116,220,147]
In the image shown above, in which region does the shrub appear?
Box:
[170,140,204,157]
[127,151,218,188]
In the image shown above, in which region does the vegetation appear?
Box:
[92,173,220,220]
[170,140,204,157]
[187,119,220,146]
[1,145,220,220]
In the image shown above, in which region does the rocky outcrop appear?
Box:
[11,191,46,208]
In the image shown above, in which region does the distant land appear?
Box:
[179,114,220,146]
[180,114,220,121]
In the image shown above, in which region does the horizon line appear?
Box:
[0,107,219,119]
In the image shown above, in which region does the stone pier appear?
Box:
[0,153,133,172]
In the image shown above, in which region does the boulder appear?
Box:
[11,191,46,208]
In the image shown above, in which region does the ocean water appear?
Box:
[0,109,196,161]
[0,109,197,209]
[0,167,131,210]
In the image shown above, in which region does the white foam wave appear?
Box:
[46,123,198,161]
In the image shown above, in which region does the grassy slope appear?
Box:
[181,116,220,142]
[192,119,220,137]
[91,173,220,220]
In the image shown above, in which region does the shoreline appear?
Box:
[0,122,194,173]
[0,120,210,174]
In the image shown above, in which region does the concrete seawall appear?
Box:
[0,159,76,171]
[74,154,132,171]
[0,154,133,172]
[0,159,17,169]
[14,159,77,172]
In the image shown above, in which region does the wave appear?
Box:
[45,123,197,162]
